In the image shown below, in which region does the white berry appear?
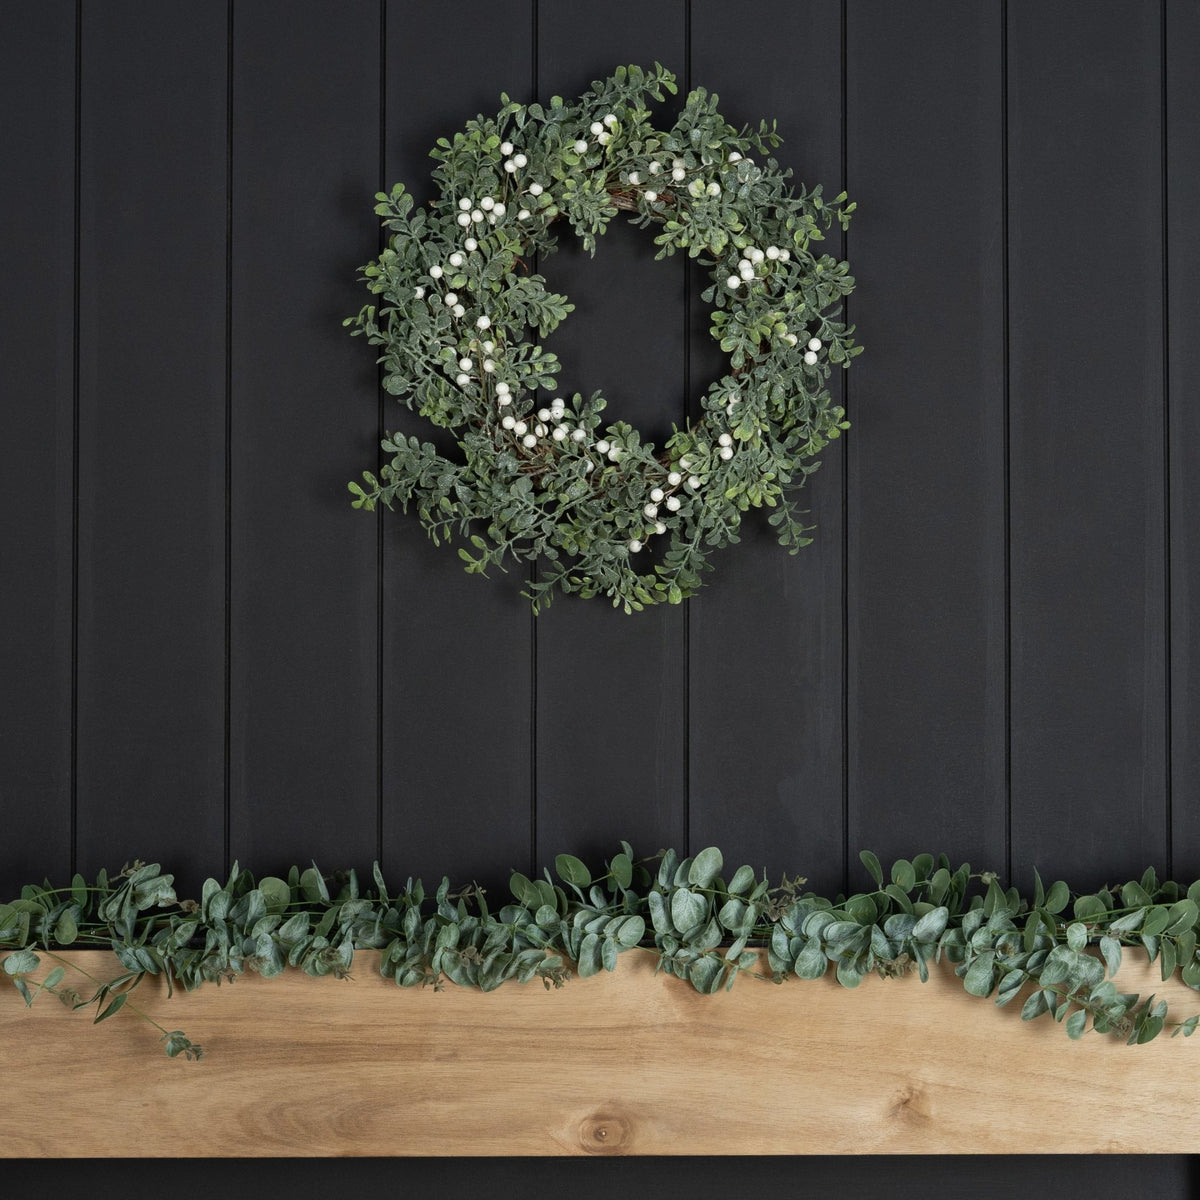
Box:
[644,190,658,203]
[464,237,478,251]
[571,428,587,443]
[504,160,517,173]
[458,357,472,370]
[480,197,494,211]
[688,475,701,488]
[413,287,425,299]
[809,337,822,351]
[726,276,742,290]
[483,359,495,372]
[804,350,818,365]
[514,421,527,436]
[449,252,464,268]
[728,151,742,162]
[671,167,686,182]
[495,380,510,395]
[513,153,527,168]
[502,415,516,429]
[476,315,491,329]
[573,139,588,154]
[719,446,734,460]
[667,471,682,486]
[452,304,465,317]
[650,487,664,503]
[607,447,621,462]
[457,212,471,226]
[523,433,537,448]
[644,503,659,519]
[648,160,662,174]
[444,292,458,306]
[666,496,681,511]
[766,246,780,260]
[500,141,513,155]
[529,182,543,196]
[497,394,512,407]
[603,113,617,127]
[590,121,604,135]
[628,539,642,553]
[654,521,666,534]
[597,131,611,145]
[596,439,610,454]
[458,198,471,211]
[538,408,551,422]
[552,426,568,442]
[628,171,640,185]
[518,209,530,221]
[482,340,495,353]
[429,265,443,279]
[707,182,721,196]
[749,247,765,263]
[718,433,733,447]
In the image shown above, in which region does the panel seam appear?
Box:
[1161,0,1172,877]
[1002,0,1012,884]
[70,0,82,877]
[840,0,850,896]
[224,0,235,874]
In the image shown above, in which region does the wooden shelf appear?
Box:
[2,949,1195,1156]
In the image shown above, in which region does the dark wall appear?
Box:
[2,0,1197,1185]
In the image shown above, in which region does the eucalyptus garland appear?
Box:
[4,846,1199,1059]
[346,63,858,612]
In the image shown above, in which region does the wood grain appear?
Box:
[3,949,1196,1157]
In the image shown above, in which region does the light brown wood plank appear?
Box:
[1,950,1196,1156]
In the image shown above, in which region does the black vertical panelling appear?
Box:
[1168,0,1200,880]
[1008,1,1166,887]
[230,1,380,872]
[845,1,1007,875]
[74,2,227,894]
[380,0,535,889]
[535,1,689,868]
[687,0,846,893]
[0,3,76,888]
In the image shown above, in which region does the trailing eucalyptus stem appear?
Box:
[3,847,1198,1059]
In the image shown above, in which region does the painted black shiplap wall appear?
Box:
[2,0,1198,1184]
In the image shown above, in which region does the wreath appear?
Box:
[346,63,858,612]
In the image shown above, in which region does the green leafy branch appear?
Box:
[4,847,1200,1059]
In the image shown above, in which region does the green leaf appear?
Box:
[554,854,592,888]
[727,865,756,896]
[3,949,39,975]
[963,952,996,997]
[911,906,949,943]
[1065,1009,1088,1039]
[859,850,883,887]
[94,991,128,1023]
[1044,880,1070,914]
[1099,935,1122,977]
[54,910,78,946]
[688,847,723,889]
[610,853,633,890]
[1066,922,1087,952]
[1021,989,1050,1021]
[890,859,916,891]
[670,888,708,936]
[258,876,290,914]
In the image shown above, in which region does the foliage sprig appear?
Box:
[4,847,1200,1058]
[346,63,858,611]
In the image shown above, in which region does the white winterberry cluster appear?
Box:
[724,242,791,292]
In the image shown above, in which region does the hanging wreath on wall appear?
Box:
[346,63,858,612]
